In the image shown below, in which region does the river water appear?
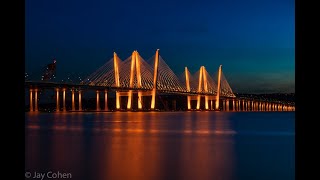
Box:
[25,111,295,180]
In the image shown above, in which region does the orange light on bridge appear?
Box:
[127,51,136,110]
[114,52,120,110]
[185,67,191,110]
[56,88,60,112]
[72,89,75,111]
[136,51,142,110]
[196,66,203,110]
[79,90,82,111]
[203,66,209,110]
[29,89,33,111]
[151,49,160,110]
[215,65,222,110]
[96,90,100,111]
[62,88,66,111]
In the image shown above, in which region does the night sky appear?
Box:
[25,0,294,93]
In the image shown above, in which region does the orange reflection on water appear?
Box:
[178,112,235,180]
[26,112,236,180]
[104,113,161,180]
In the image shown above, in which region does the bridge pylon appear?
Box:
[215,65,222,110]
[127,51,143,109]
[114,52,121,110]
[185,67,192,110]
[151,49,159,110]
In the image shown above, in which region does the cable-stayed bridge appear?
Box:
[25,50,295,112]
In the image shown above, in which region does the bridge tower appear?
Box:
[151,49,160,110]
[127,51,143,110]
[114,52,121,109]
[185,67,192,110]
[215,65,222,110]
[196,66,209,110]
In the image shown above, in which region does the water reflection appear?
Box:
[178,112,235,180]
[25,112,236,180]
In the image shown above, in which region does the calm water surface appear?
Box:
[25,112,295,180]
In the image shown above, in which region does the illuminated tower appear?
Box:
[215,65,222,110]
[114,52,121,110]
[151,49,160,110]
[185,67,191,110]
[127,51,143,110]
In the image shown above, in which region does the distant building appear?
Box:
[42,59,56,80]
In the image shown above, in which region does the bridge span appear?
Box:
[25,50,295,112]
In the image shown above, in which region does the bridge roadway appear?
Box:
[25,81,227,96]
[25,81,295,112]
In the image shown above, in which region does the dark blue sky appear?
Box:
[25,0,294,93]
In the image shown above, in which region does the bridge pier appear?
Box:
[252,101,255,111]
[264,102,267,111]
[72,89,75,111]
[245,100,249,111]
[205,96,209,110]
[236,100,239,111]
[29,89,33,111]
[56,88,60,112]
[232,100,235,111]
[265,102,268,111]
[196,95,201,110]
[116,92,120,110]
[246,101,249,111]
[251,101,254,111]
[127,90,132,110]
[29,88,39,112]
[96,90,100,111]
[187,96,191,110]
[242,100,245,111]
[269,103,271,111]
[269,102,272,111]
[237,100,239,111]
[138,91,143,110]
[226,99,229,111]
[63,88,66,111]
[79,90,82,111]
[34,89,38,112]
[255,101,258,111]
[104,90,108,111]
